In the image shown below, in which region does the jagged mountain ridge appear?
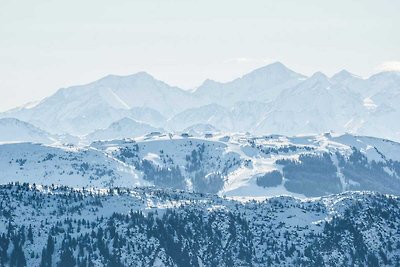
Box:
[2,62,400,141]
[1,183,400,266]
[2,133,400,198]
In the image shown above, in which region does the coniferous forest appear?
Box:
[0,183,400,266]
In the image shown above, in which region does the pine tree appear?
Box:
[0,233,9,265]
[10,241,26,267]
[58,247,76,267]
[40,248,47,267]
[27,225,33,244]
[45,235,55,267]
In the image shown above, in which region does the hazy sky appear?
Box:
[0,0,399,111]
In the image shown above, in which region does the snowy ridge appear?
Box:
[0,118,57,144]
[2,132,400,198]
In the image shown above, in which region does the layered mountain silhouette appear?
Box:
[1,62,399,141]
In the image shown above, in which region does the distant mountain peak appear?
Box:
[331,69,361,82]
[332,69,351,78]
[99,71,156,83]
[106,117,162,131]
[245,61,303,78]
[369,70,400,82]
[297,72,331,89]
[261,61,286,70]
[310,71,328,80]
[129,71,155,79]
[199,78,221,88]
[85,117,162,142]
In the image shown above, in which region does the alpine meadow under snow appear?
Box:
[1,62,400,267]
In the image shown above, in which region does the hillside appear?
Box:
[2,133,400,198]
[0,118,56,144]
[0,183,399,266]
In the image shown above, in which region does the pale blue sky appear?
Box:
[0,0,399,111]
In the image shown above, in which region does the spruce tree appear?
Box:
[59,247,76,267]
[27,225,33,244]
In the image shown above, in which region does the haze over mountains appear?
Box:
[2,63,400,266]
[1,61,399,201]
[1,62,399,143]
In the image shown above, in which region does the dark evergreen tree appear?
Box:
[58,247,76,267]
[10,241,26,267]
[27,225,33,244]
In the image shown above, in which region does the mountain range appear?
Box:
[1,62,400,266]
[1,62,399,143]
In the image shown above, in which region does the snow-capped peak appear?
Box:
[199,78,221,87]
[240,61,305,81]
[299,71,331,88]
[97,71,156,84]
[331,69,361,82]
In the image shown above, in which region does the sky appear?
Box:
[0,0,399,111]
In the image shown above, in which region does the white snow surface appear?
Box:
[1,132,400,198]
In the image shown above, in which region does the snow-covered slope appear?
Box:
[128,106,167,128]
[2,133,400,198]
[0,142,144,188]
[354,71,400,140]
[0,118,56,144]
[166,104,233,131]
[167,101,270,132]
[1,184,400,266]
[194,62,306,106]
[255,72,366,136]
[85,117,163,143]
[0,73,190,135]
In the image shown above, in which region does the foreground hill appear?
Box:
[2,133,400,198]
[0,183,399,266]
